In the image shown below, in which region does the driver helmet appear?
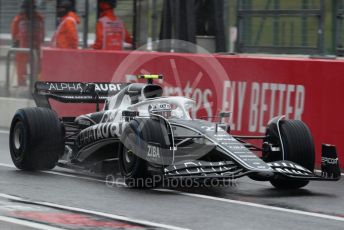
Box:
[148,103,172,118]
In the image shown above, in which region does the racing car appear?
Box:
[9,75,341,189]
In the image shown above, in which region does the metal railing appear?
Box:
[5,48,38,94]
[236,0,325,55]
[335,0,344,55]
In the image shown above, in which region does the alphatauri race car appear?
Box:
[9,75,341,189]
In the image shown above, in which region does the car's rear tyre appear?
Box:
[9,107,64,170]
[267,120,315,189]
[119,118,167,188]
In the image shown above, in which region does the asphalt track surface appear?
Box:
[0,130,343,230]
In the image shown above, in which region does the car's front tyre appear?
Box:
[119,118,167,188]
[265,119,315,189]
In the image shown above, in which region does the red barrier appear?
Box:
[41,48,344,168]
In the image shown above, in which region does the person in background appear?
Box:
[51,0,80,49]
[92,0,132,50]
[11,0,44,86]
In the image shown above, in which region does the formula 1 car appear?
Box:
[9,75,341,189]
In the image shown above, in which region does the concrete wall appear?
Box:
[0,97,34,129]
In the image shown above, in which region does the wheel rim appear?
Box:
[12,121,24,158]
[14,125,22,150]
[125,149,134,164]
[122,147,136,174]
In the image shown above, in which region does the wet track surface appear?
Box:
[0,131,343,230]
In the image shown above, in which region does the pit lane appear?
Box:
[0,131,343,230]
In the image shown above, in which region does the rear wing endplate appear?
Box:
[33,81,128,109]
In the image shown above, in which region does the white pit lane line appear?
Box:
[0,163,344,224]
[0,215,67,230]
[0,193,188,230]
[0,164,187,230]
[154,189,344,222]
[0,130,9,134]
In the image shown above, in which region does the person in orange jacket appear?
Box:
[92,0,132,50]
[11,0,44,86]
[51,0,80,49]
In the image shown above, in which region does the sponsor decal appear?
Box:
[77,123,123,147]
[165,81,305,134]
[200,126,217,132]
[149,103,172,111]
[227,145,247,150]
[48,82,83,91]
[164,161,233,175]
[214,134,230,137]
[147,145,161,159]
[47,82,122,93]
[322,157,339,165]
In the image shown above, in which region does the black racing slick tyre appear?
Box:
[269,120,315,189]
[9,107,64,171]
[119,118,168,188]
[119,132,151,188]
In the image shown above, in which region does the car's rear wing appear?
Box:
[33,81,128,109]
